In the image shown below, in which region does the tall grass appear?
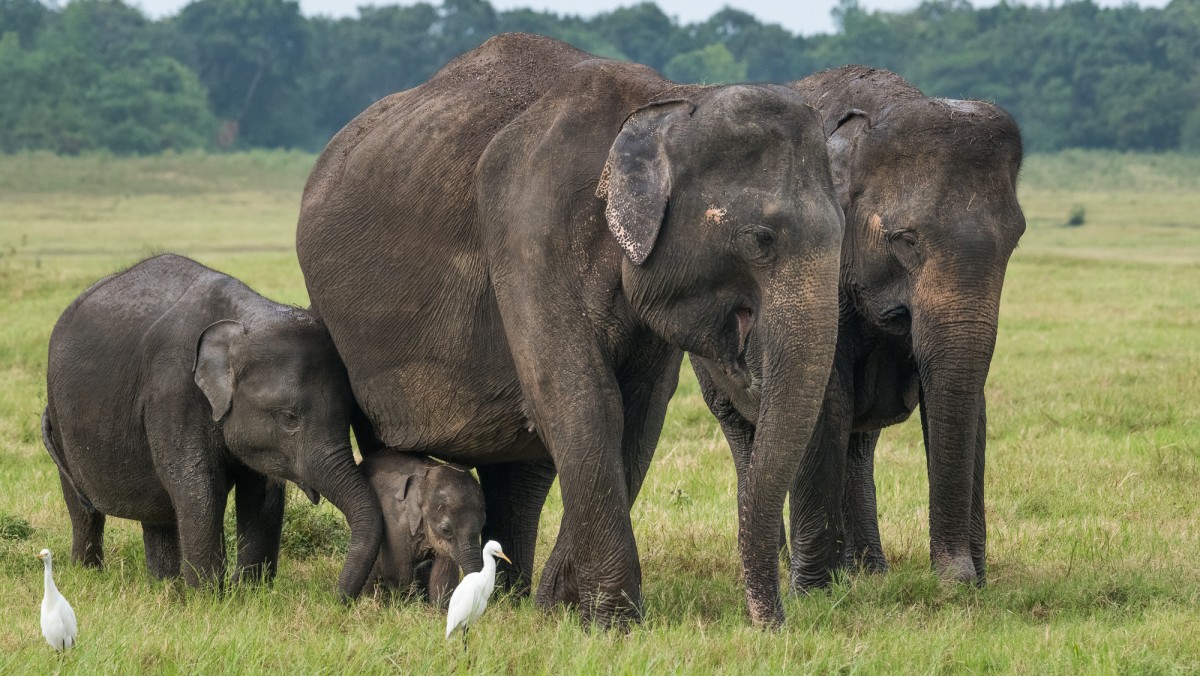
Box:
[0,150,1197,671]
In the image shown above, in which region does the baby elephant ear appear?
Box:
[193,320,245,422]
[395,475,423,538]
[597,99,696,265]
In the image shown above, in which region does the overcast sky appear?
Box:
[130,0,1170,36]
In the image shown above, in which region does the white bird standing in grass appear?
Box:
[36,548,77,651]
[445,540,510,648]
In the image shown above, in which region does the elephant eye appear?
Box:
[273,409,301,433]
[440,524,453,537]
[886,229,920,270]
[736,225,777,264]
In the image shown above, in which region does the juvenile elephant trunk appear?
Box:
[912,281,1000,585]
[740,238,840,627]
[310,451,383,601]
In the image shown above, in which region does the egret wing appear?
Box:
[446,572,480,638]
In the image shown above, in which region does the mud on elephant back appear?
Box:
[694,65,1026,593]
[295,33,844,628]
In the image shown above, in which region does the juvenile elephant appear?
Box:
[296,33,842,627]
[694,66,1025,589]
[42,254,382,599]
[362,453,485,606]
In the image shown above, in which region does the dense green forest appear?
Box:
[1,0,1198,154]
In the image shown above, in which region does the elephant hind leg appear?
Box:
[478,458,556,597]
[843,430,889,574]
[60,470,104,568]
[142,522,180,580]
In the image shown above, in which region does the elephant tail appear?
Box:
[41,406,96,512]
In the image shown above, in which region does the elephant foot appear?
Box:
[579,590,643,631]
[535,545,579,609]
[536,545,643,630]
[843,549,889,575]
[231,561,276,585]
[934,551,979,586]
[746,592,784,629]
[789,558,837,594]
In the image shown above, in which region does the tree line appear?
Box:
[1,0,1197,155]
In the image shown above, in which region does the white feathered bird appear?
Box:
[445,540,510,648]
[36,548,77,651]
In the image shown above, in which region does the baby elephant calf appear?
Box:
[42,254,381,599]
[362,453,485,606]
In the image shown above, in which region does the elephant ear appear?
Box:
[193,320,245,422]
[395,474,424,538]
[826,109,871,211]
[597,99,696,265]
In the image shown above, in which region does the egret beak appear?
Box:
[496,552,512,565]
[35,552,45,560]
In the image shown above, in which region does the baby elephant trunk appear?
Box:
[452,537,484,575]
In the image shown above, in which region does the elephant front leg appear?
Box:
[231,472,285,585]
[536,448,640,628]
[478,458,556,597]
[842,430,888,574]
[168,477,229,592]
[525,379,641,627]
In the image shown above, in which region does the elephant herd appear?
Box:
[43,32,1025,629]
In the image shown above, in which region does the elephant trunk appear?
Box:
[739,231,841,627]
[309,450,383,601]
[453,537,483,576]
[911,270,1002,585]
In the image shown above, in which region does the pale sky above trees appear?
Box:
[131,0,1169,36]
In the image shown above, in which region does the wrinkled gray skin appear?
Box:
[362,453,485,607]
[694,66,1025,590]
[296,33,842,627]
[42,254,382,600]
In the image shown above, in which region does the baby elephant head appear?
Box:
[399,463,486,575]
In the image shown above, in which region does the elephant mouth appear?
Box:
[736,305,754,356]
[298,483,322,505]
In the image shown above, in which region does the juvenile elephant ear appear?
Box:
[193,320,245,422]
[597,99,696,265]
[826,109,871,211]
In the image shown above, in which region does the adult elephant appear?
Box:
[694,66,1025,591]
[296,33,842,627]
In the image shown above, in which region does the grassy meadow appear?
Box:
[0,150,1197,672]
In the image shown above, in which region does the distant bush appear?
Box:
[1067,205,1087,227]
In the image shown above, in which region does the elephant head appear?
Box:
[824,97,1025,582]
[378,457,485,576]
[193,311,382,600]
[598,84,844,624]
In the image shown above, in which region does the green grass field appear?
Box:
[1,150,1197,672]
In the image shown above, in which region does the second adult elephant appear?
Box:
[296,33,843,627]
[694,66,1025,590]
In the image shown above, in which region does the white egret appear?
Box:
[36,549,77,651]
[445,540,511,648]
